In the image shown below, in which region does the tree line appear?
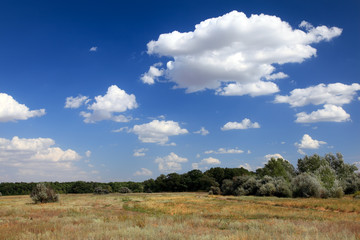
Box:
[1,153,359,198]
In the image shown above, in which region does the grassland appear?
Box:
[0,193,359,240]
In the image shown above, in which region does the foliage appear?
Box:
[119,187,132,193]
[30,183,59,203]
[354,191,360,199]
[94,186,110,194]
[256,158,296,181]
[208,186,221,195]
[292,173,324,198]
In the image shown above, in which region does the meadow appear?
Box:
[0,193,359,240]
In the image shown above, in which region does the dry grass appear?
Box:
[0,193,359,239]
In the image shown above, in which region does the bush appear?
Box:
[94,186,109,195]
[119,187,132,194]
[0,192,2,196]
[273,178,292,198]
[354,191,360,199]
[292,173,325,198]
[221,179,234,195]
[233,187,246,196]
[209,186,221,195]
[258,183,276,196]
[242,177,259,195]
[30,183,59,203]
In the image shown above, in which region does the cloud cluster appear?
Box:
[134,168,152,176]
[295,134,326,151]
[66,85,138,123]
[275,83,360,123]
[205,148,244,154]
[133,148,148,157]
[155,152,188,172]
[194,127,209,136]
[0,93,45,122]
[0,136,83,181]
[264,153,284,161]
[65,95,89,109]
[145,11,341,96]
[221,118,260,130]
[141,63,164,85]
[192,157,221,169]
[132,120,188,145]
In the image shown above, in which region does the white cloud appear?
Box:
[264,153,284,161]
[133,148,148,157]
[295,134,326,149]
[141,63,164,85]
[192,163,199,169]
[112,127,129,133]
[134,168,153,176]
[89,46,98,52]
[155,152,188,172]
[132,120,188,145]
[216,81,280,97]
[85,150,91,158]
[275,83,360,107]
[199,157,221,165]
[145,11,341,95]
[247,150,251,154]
[194,127,209,136]
[205,147,244,154]
[239,163,252,171]
[221,118,260,130]
[295,104,351,123]
[0,136,84,181]
[80,85,138,123]
[65,95,89,109]
[297,149,306,155]
[0,93,45,122]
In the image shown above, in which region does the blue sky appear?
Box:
[0,0,359,182]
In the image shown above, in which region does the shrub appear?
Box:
[342,173,360,194]
[30,183,59,203]
[233,187,246,196]
[94,186,109,195]
[354,191,360,199]
[273,178,292,198]
[292,173,325,198]
[209,186,221,195]
[258,183,276,196]
[242,177,259,195]
[221,179,234,195]
[119,187,132,194]
[0,192,2,196]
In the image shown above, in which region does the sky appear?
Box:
[0,0,359,182]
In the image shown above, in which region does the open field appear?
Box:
[0,193,359,240]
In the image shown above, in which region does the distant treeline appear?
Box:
[1,153,359,198]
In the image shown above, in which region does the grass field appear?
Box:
[0,193,359,239]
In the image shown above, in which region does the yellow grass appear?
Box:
[0,193,359,239]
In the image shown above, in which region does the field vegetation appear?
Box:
[1,192,359,240]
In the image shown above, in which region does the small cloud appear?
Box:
[221,118,260,130]
[194,127,210,136]
[297,149,306,155]
[247,150,251,154]
[134,168,152,176]
[133,148,148,157]
[88,164,94,168]
[281,142,286,144]
[112,127,129,133]
[193,157,221,169]
[85,150,91,158]
[264,153,284,161]
[205,147,244,154]
[89,46,98,52]
[131,120,188,145]
[65,95,89,109]
[155,152,188,172]
[295,134,326,149]
[196,153,201,158]
[140,63,164,85]
[239,163,252,171]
